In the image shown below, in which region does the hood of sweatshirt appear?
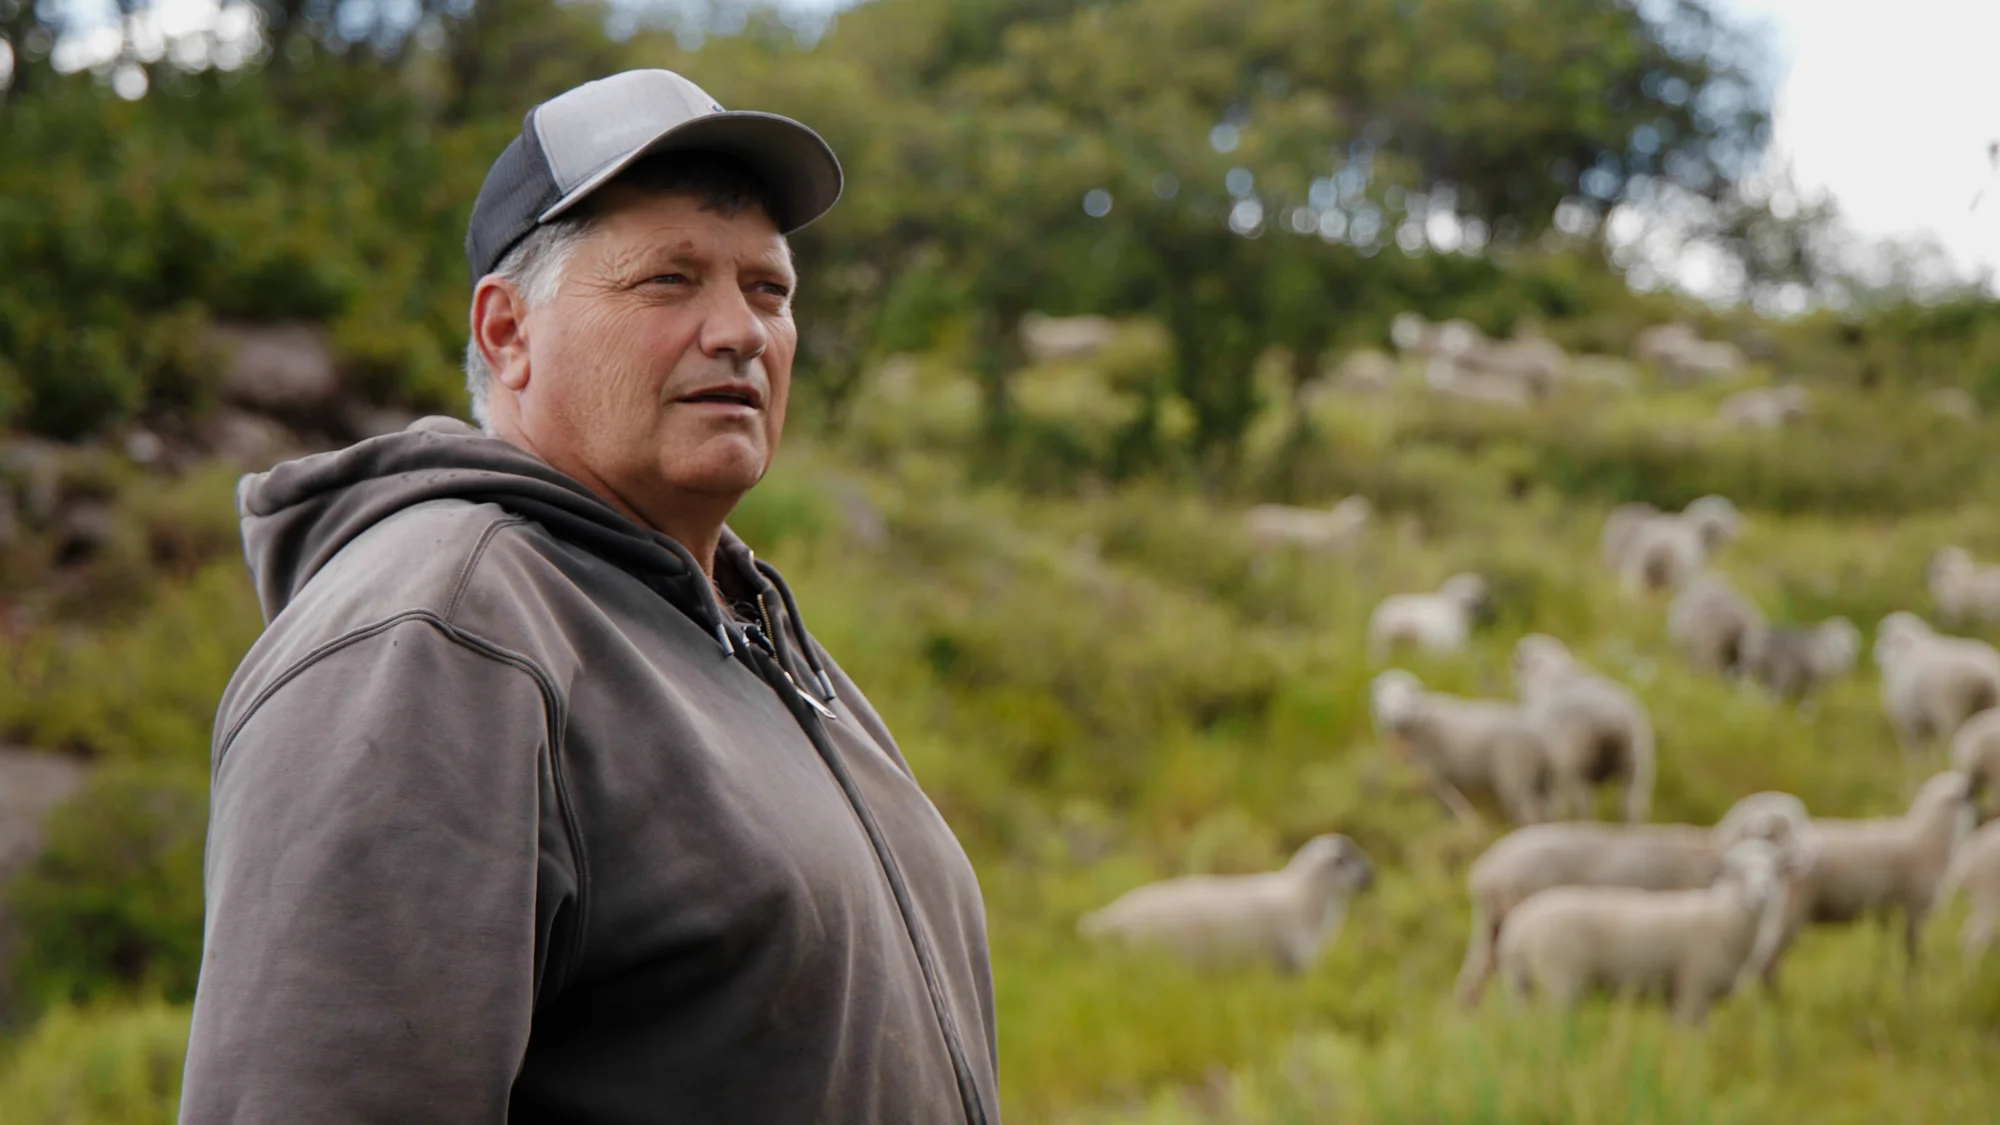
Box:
[237,416,739,639]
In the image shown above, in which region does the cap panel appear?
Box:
[532,70,726,192]
[464,120,565,281]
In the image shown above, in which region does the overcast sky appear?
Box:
[1713,0,2000,290]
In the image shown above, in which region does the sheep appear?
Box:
[1366,573,1490,661]
[1613,495,1742,595]
[1873,612,2000,763]
[1715,385,1810,431]
[1934,817,2000,965]
[1741,617,1861,702]
[1776,771,1976,976]
[1495,838,1791,1024]
[1666,572,1766,677]
[1369,670,1552,825]
[1459,335,1569,395]
[1423,356,1537,408]
[1455,791,1815,1006]
[1599,502,1661,571]
[1243,496,1372,556]
[1634,323,1746,384]
[1949,708,2000,822]
[1925,387,1981,421]
[1076,834,1375,974]
[1927,546,2000,626]
[1510,634,1656,822]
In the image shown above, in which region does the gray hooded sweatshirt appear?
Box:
[178,417,998,1124]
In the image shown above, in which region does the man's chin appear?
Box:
[659,444,770,497]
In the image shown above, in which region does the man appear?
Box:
[179,69,999,1124]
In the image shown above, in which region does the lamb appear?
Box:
[1510,634,1656,822]
[1613,495,1742,595]
[1455,791,1815,1006]
[1076,834,1375,974]
[1741,617,1861,701]
[1495,838,1791,1024]
[1874,612,2000,762]
[1369,670,1551,825]
[1778,770,1975,975]
[1714,385,1810,431]
[1243,496,1372,556]
[1949,709,2000,822]
[1366,573,1490,660]
[1927,546,2000,626]
[1934,817,2000,965]
[1666,572,1766,677]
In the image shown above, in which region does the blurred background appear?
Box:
[3,0,2000,1120]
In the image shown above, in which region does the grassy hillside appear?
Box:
[6,348,2000,1121]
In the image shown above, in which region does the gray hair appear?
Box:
[462,151,785,432]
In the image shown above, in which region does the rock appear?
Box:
[123,428,166,466]
[342,403,420,441]
[0,437,65,523]
[201,407,302,471]
[55,500,118,566]
[1330,349,1397,394]
[0,747,89,875]
[211,321,341,417]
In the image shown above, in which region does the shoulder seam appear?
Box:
[445,515,532,625]
[212,610,592,992]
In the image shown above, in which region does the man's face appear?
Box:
[516,185,797,515]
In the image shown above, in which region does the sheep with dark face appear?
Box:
[1742,617,1861,702]
[1511,635,1655,822]
[1370,670,1552,825]
[1077,835,1375,974]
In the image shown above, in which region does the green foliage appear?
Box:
[7,766,209,1012]
[0,1000,189,1125]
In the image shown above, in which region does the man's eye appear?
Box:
[648,273,690,286]
[755,283,792,299]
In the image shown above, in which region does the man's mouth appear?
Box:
[677,384,764,409]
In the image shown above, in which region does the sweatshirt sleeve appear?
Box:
[180,617,561,1124]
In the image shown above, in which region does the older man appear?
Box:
[179,70,998,1123]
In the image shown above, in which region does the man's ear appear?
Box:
[471,276,533,391]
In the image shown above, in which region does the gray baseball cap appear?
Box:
[465,69,843,282]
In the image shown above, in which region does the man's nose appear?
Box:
[700,286,769,364]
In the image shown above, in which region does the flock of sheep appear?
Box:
[1077,485,2000,1026]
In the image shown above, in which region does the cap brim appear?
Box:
[537,111,843,235]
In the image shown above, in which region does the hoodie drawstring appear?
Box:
[754,558,839,705]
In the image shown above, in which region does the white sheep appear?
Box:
[1455,791,1815,1006]
[1510,634,1656,822]
[1777,770,1975,977]
[1934,817,2000,966]
[1076,834,1375,974]
[1874,612,2000,763]
[1928,547,2000,626]
[1634,323,1747,384]
[1666,572,1766,677]
[1495,838,1793,1024]
[1599,502,1660,572]
[1613,495,1741,595]
[1714,385,1810,431]
[1949,708,2000,822]
[1366,573,1490,660]
[1369,670,1551,825]
[1741,617,1861,702]
[1242,496,1372,556]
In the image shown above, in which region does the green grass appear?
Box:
[9,363,2000,1121]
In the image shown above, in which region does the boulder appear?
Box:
[211,321,341,417]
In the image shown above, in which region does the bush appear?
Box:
[0,1000,189,1125]
[6,765,208,1012]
